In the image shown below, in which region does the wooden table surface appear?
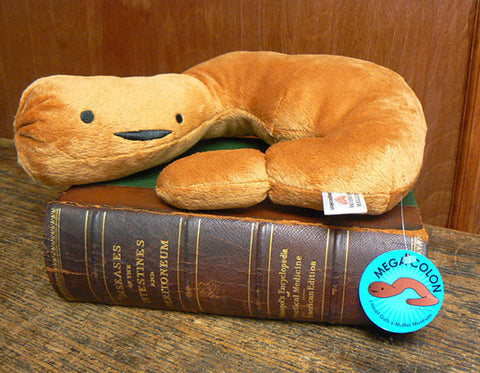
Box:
[1,138,479,372]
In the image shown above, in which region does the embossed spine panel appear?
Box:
[44,202,427,325]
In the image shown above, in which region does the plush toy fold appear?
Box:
[13,51,426,214]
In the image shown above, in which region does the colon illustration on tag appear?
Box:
[359,250,444,333]
[368,277,440,306]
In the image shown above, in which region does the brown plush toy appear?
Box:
[13,51,426,214]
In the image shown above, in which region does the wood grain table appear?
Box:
[1,138,479,372]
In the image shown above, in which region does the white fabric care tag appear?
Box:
[322,192,368,215]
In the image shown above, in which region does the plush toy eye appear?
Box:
[80,110,95,124]
[175,113,183,124]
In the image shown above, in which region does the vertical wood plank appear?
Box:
[0,0,103,137]
[449,1,480,234]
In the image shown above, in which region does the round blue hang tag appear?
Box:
[359,250,444,333]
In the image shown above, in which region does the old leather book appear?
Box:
[44,181,427,326]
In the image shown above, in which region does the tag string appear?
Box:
[400,194,409,250]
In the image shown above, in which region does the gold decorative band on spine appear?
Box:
[49,207,75,301]
[320,228,330,322]
[84,210,101,302]
[266,226,274,318]
[339,230,351,323]
[247,223,256,317]
[100,211,116,304]
[195,219,204,313]
[176,217,187,311]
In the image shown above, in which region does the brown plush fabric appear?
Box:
[13,51,426,214]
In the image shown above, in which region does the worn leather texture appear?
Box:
[44,185,427,325]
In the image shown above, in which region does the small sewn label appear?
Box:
[359,250,444,333]
[322,192,367,215]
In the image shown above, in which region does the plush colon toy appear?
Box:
[13,51,426,214]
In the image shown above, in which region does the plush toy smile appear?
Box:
[114,130,173,141]
[13,51,427,214]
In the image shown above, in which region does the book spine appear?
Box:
[44,202,426,325]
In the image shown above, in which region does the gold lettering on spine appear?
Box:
[195,219,204,312]
[247,223,255,317]
[112,244,126,300]
[320,229,330,322]
[135,239,151,304]
[266,226,274,317]
[292,255,302,318]
[176,218,187,311]
[277,248,288,318]
[84,211,100,302]
[306,261,317,319]
[339,230,350,323]
[101,212,116,303]
[49,208,74,301]
[159,240,174,307]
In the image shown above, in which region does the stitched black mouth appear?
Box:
[114,130,172,141]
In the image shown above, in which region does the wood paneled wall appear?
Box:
[1,0,479,231]
[449,7,480,234]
